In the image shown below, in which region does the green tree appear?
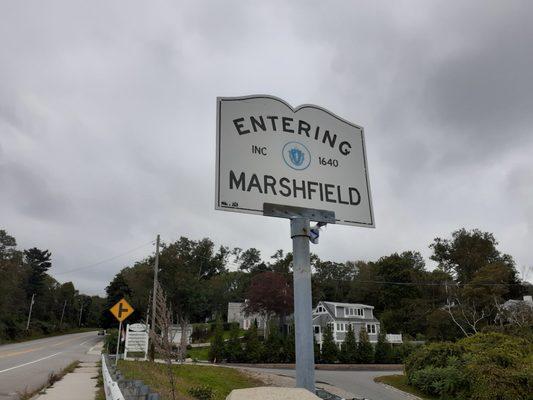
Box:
[430,228,516,284]
[224,323,242,362]
[374,330,391,364]
[242,322,264,363]
[320,324,338,363]
[357,329,373,363]
[283,327,295,363]
[339,324,357,363]
[264,322,285,363]
[209,318,225,363]
[24,247,52,297]
[102,272,132,328]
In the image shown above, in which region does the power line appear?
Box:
[54,240,154,276]
[349,280,527,287]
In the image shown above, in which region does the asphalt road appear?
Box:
[0,332,102,400]
[240,367,415,400]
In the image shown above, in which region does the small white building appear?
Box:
[170,324,193,346]
[227,301,267,330]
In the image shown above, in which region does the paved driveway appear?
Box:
[239,367,416,400]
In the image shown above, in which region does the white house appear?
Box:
[312,301,402,348]
[227,301,268,330]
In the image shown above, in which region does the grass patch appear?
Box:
[187,346,210,361]
[118,360,263,400]
[95,361,105,400]
[374,374,437,400]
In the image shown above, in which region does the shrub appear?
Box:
[104,329,121,354]
[242,323,264,363]
[374,331,391,364]
[320,324,338,363]
[405,333,533,400]
[264,323,285,363]
[224,323,242,362]
[339,325,357,363]
[208,318,225,363]
[187,385,214,400]
[283,329,295,363]
[356,329,373,363]
[405,342,463,380]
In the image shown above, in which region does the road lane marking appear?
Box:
[0,352,62,374]
[0,346,46,359]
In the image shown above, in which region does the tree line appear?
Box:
[0,229,105,341]
[103,228,532,341]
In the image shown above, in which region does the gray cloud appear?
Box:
[0,0,531,294]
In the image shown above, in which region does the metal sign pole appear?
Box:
[115,320,122,366]
[290,217,315,393]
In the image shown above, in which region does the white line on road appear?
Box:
[79,338,94,347]
[0,352,62,374]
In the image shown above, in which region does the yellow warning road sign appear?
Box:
[110,298,134,322]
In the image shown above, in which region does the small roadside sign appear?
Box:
[109,298,134,322]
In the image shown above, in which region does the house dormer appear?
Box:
[314,303,328,314]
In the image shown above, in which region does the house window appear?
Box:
[366,324,376,334]
[347,308,355,316]
[357,308,364,316]
[314,326,320,334]
[317,306,325,313]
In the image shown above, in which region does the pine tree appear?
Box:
[225,323,242,362]
[320,324,338,363]
[209,318,225,363]
[339,324,357,363]
[314,335,321,363]
[357,328,374,363]
[374,330,391,364]
[243,322,264,363]
[264,321,284,362]
[283,327,295,363]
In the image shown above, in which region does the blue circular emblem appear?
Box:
[282,141,311,170]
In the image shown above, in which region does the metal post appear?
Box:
[290,218,315,393]
[59,300,67,330]
[26,293,35,330]
[150,235,160,361]
[78,303,84,327]
[115,320,123,366]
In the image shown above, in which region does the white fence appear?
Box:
[385,333,403,344]
[101,354,126,400]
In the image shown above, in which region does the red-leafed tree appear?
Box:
[244,272,293,326]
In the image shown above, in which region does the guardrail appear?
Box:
[101,354,160,400]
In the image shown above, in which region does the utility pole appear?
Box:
[150,234,160,360]
[78,302,84,327]
[59,300,67,329]
[26,293,35,330]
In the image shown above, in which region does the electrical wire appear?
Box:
[54,239,154,275]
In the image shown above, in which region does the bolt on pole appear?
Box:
[290,217,315,393]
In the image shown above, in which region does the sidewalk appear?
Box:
[33,341,102,400]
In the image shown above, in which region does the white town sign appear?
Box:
[215,95,374,227]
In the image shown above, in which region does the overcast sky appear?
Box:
[1,1,532,295]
